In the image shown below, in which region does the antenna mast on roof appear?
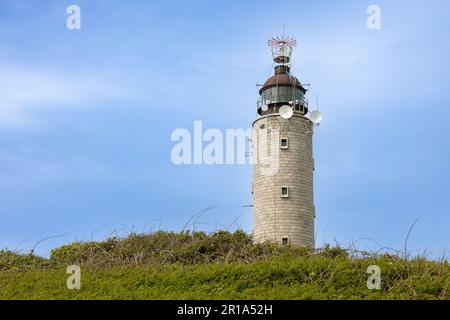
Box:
[267,32,297,65]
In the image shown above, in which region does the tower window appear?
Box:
[281,187,289,198]
[280,138,289,149]
[282,237,289,245]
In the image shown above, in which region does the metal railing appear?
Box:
[257,96,309,111]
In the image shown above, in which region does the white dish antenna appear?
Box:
[261,103,269,112]
[310,110,323,124]
[279,105,293,119]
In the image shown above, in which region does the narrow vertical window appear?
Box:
[281,187,289,198]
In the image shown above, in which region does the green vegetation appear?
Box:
[0,231,449,300]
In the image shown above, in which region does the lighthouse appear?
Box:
[252,36,320,247]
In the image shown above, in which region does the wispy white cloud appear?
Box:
[0,65,133,128]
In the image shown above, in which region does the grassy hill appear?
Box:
[0,231,449,300]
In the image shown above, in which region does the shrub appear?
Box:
[1,231,449,300]
[0,250,54,271]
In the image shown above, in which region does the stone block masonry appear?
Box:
[252,114,315,247]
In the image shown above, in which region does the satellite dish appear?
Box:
[310,110,323,124]
[261,104,269,112]
[279,105,293,119]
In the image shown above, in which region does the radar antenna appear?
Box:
[309,95,323,125]
[267,35,297,64]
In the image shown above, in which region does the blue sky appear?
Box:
[1,0,450,257]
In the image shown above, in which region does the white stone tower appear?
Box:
[252,36,317,247]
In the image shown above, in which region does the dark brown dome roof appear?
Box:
[259,65,306,95]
